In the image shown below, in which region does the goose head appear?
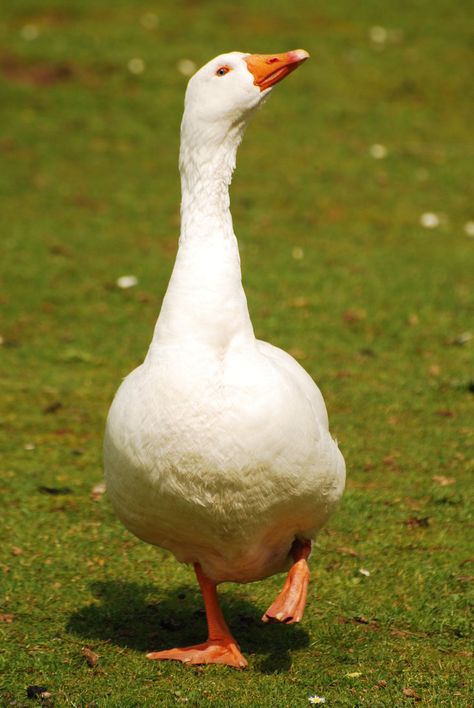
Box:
[181,50,310,152]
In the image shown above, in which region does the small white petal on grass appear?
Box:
[91,481,107,501]
[359,568,371,576]
[369,26,387,43]
[452,331,472,345]
[464,221,474,237]
[24,443,36,451]
[308,696,326,705]
[116,275,138,289]
[345,671,362,678]
[292,246,304,260]
[140,12,159,29]
[177,59,197,77]
[369,144,388,159]
[128,58,145,75]
[21,24,39,41]
[420,212,440,229]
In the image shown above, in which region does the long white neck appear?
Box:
[147,118,255,357]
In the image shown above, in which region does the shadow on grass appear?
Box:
[67,580,309,673]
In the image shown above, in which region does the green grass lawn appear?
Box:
[1,0,473,705]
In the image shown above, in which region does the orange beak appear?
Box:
[245,49,310,91]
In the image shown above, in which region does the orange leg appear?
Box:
[262,539,312,624]
[147,563,248,669]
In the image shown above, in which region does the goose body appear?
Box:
[104,49,345,667]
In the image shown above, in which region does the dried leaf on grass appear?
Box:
[0,613,14,623]
[432,475,455,486]
[338,616,380,631]
[336,546,359,557]
[404,516,430,528]
[391,628,417,638]
[81,646,99,667]
[403,687,421,700]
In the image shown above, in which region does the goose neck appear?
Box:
[179,123,244,243]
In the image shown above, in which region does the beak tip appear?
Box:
[291,49,310,62]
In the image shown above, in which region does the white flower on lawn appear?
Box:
[21,24,39,40]
[116,275,139,289]
[359,568,371,576]
[420,212,440,229]
[464,221,474,237]
[292,246,304,260]
[369,26,387,43]
[128,58,145,75]
[308,696,326,704]
[369,144,387,159]
[177,59,197,77]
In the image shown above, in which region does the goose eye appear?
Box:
[216,66,230,77]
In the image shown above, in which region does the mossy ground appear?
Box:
[1,0,472,705]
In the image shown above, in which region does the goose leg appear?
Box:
[262,539,312,624]
[147,563,248,669]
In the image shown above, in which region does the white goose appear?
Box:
[104,49,345,669]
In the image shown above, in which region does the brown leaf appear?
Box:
[391,628,417,638]
[436,408,454,417]
[337,616,380,630]
[432,475,455,486]
[11,546,23,556]
[343,309,366,324]
[354,615,370,624]
[336,546,359,558]
[0,613,14,623]
[404,517,430,528]
[403,687,421,700]
[377,680,387,688]
[81,646,99,667]
[383,455,400,470]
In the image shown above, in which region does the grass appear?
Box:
[0,0,473,705]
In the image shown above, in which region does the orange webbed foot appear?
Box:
[262,540,312,624]
[147,639,248,669]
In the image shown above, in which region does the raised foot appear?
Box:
[146,639,248,669]
[262,558,310,624]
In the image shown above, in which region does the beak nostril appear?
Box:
[268,57,280,64]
